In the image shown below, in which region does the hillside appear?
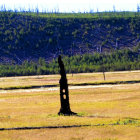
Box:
[0,49,140,76]
[0,11,140,64]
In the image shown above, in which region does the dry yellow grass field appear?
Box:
[0,70,140,139]
[0,70,140,89]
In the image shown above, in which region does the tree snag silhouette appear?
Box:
[58,55,76,115]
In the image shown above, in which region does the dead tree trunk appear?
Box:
[58,55,76,115]
[103,71,106,81]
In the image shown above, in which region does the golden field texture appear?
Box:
[0,70,140,89]
[0,71,140,139]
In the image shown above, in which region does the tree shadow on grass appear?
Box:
[0,117,139,131]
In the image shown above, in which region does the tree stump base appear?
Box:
[58,111,77,116]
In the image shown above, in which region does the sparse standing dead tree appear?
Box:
[102,65,106,81]
[58,55,76,115]
[103,71,106,81]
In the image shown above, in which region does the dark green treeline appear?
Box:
[0,48,140,77]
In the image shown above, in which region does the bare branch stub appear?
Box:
[58,55,76,115]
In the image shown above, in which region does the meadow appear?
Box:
[0,71,140,139]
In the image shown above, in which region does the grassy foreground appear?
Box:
[0,71,140,139]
